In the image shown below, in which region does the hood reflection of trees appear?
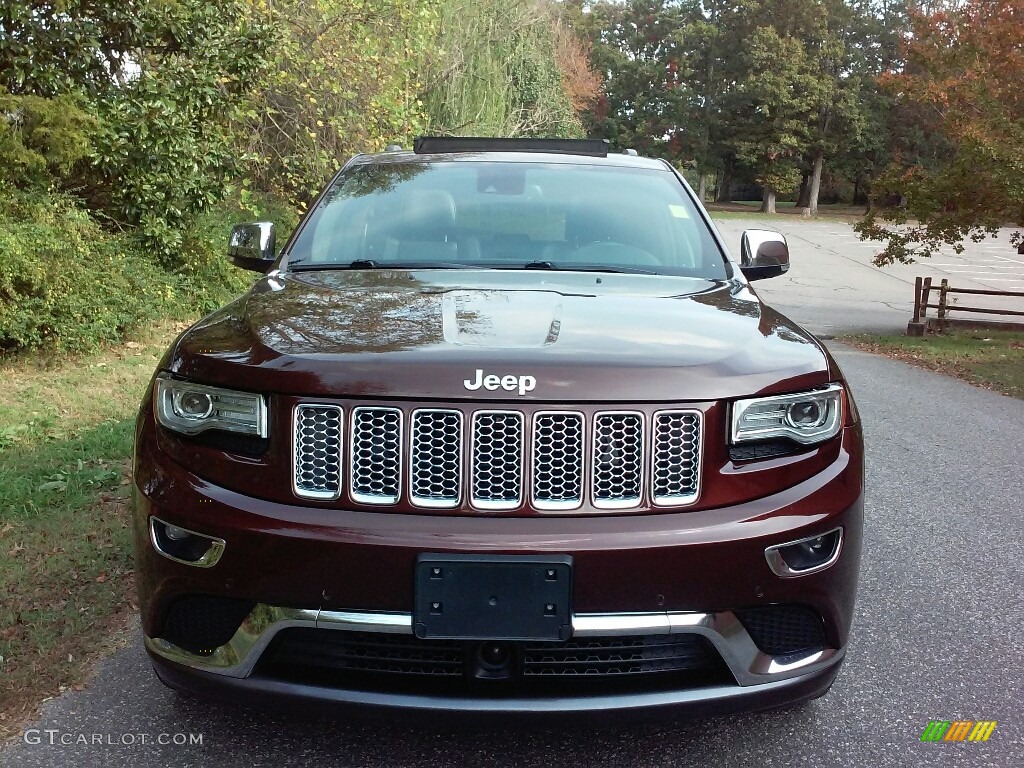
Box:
[251,271,476,354]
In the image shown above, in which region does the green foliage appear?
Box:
[238,0,438,206]
[84,0,275,262]
[582,0,690,156]
[0,1,145,97]
[580,0,907,207]
[855,0,1024,263]
[0,192,172,352]
[423,0,582,138]
[0,189,289,354]
[730,24,817,196]
[0,94,98,187]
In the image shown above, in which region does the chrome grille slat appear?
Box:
[410,410,463,508]
[652,411,702,505]
[293,405,343,499]
[471,411,524,510]
[350,407,403,504]
[532,412,584,510]
[592,412,644,509]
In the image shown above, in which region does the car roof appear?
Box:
[347,150,672,172]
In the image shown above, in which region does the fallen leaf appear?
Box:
[95,573,107,583]
[8,544,24,556]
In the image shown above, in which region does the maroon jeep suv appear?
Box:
[133,137,863,717]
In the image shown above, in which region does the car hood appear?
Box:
[166,269,832,401]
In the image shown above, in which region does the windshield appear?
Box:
[285,160,730,279]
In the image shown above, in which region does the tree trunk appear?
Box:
[760,188,776,214]
[697,173,709,202]
[716,163,733,202]
[809,151,824,215]
[853,176,861,206]
[796,171,811,208]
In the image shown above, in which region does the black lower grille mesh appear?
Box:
[262,628,730,693]
[269,630,464,676]
[161,596,255,656]
[733,605,825,657]
[522,635,717,676]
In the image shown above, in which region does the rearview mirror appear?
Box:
[740,230,790,281]
[228,222,276,273]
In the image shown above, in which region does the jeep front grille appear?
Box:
[350,407,403,504]
[532,412,584,510]
[652,411,701,505]
[293,405,343,499]
[592,412,644,509]
[292,405,701,510]
[409,409,463,508]
[471,411,524,510]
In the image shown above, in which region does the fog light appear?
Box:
[765,528,842,577]
[164,524,189,541]
[150,517,225,568]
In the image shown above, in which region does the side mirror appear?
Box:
[228,222,276,273]
[740,229,790,281]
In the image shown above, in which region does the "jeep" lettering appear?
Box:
[463,369,537,396]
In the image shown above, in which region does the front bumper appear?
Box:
[148,606,844,717]
[133,417,862,715]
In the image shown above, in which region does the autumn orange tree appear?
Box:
[855,0,1024,264]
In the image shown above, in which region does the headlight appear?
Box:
[154,374,267,437]
[731,384,843,446]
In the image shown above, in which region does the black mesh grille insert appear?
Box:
[522,634,718,676]
[262,629,731,694]
[161,596,255,656]
[268,629,464,676]
[733,605,826,657]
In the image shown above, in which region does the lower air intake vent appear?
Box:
[161,596,255,656]
[521,634,719,676]
[734,605,826,657]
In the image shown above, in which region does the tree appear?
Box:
[855,0,1024,264]
[581,0,691,157]
[730,23,818,213]
[237,0,436,206]
[423,0,584,140]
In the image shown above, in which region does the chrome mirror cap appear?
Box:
[228,222,277,273]
[740,229,790,281]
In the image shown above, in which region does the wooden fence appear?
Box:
[908,277,1024,335]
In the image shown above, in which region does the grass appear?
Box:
[843,329,1024,399]
[0,321,185,737]
[707,201,868,221]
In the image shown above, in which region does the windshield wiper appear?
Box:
[289,259,475,271]
[513,261,659,275]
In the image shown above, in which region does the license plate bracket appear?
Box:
[414,554,572,641]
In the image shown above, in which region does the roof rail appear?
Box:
[413,136,609,157]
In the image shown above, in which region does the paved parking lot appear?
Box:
[712,218,1024,335]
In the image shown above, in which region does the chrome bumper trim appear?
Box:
[145,606,843,687]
